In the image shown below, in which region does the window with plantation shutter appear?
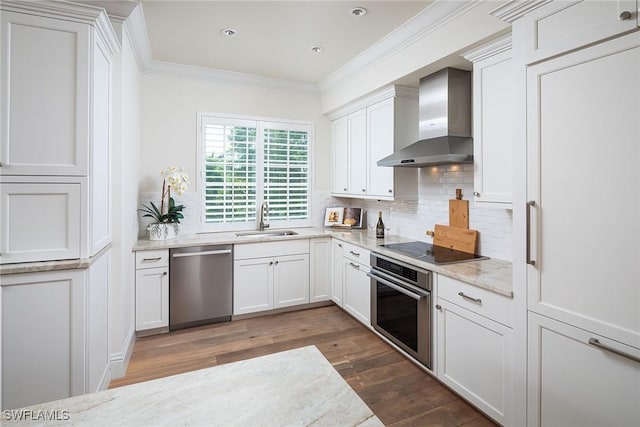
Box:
[199,114,312,231]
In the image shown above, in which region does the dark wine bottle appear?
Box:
[376,211,385,239]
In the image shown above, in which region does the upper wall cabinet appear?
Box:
[0,1,119,262]
[463,35,513,209]
[517,0,639,65]
[330,86,418,201]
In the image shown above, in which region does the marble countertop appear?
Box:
[1,227,512,297]
[1,346,382,426]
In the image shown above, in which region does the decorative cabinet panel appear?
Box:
[528,312,640,427]
[518,0,639,65]
[309,237,332,303]
[463,35,513,208]
[330,86,418,201]
[0,11,90,176]
[0,181,81,263]
[526,31,640,349]
[331,239,345,306]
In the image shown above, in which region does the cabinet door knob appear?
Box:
[473,191,480,197]
[436,304,442,310]
[0,162,3,167]
[388,189,392,193]
[274,260,279,265]
[362,189,366,192]
[619,10,632,20]
[162,271,167,276]
[269,261,274,266]
[343,187,347,191]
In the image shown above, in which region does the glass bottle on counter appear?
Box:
[376,211,385,239]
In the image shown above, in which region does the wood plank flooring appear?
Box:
[110,305,497,426]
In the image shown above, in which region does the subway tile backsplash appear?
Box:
[139,165,512,261]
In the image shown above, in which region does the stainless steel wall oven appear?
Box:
[369,252,432,369]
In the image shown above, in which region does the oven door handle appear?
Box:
[367,273,429,301]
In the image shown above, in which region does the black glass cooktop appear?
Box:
[382,241,488,265]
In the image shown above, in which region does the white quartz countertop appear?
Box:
[1,346,382,426]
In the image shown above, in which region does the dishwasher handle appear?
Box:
[172,249,232,258]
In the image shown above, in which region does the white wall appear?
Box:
[109,22,141,378]
[138,74,330,234]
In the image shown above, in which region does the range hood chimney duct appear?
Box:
[377,68,472,167]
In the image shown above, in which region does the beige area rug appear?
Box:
[2,346,383,426]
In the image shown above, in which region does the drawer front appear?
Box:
[342,242,370,264]
[135,250,169,269]
[234,239,309,260]
[438,275,513,327]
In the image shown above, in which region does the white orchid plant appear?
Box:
[139,166,190,226]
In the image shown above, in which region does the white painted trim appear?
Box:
[462,33,513,63]
[318,0,482,93]
[109,324,135,379]
[490,0,553,24]
[120,0,486,95]
[327,85,418,120]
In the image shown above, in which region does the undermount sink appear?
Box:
[234,230,299,238]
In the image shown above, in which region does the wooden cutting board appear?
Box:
[449,188,469,229]
[449,199,469,228]
[433,224,477,254]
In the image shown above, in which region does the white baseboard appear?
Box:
[109,325,135,379]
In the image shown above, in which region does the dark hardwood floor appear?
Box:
[110,305,497,426]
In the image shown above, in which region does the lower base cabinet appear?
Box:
[135,250,169,332]
[1,249,111,410]
[437,299,512,425]
[528,312,640,427]
[233,241,310,316]
[343,259,371,327]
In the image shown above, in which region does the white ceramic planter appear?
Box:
[148,223,180,240]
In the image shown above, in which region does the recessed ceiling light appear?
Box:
[350,7,367,17]
[221,28,236,37]
[311,46,324,53]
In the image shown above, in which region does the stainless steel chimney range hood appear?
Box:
[378,68,472,168]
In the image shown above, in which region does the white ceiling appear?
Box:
[140,1,432,84]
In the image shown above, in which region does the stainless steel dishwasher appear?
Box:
[169,244,233,330]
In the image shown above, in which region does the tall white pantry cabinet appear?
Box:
[493,1,640,426]
[0,1,119,410]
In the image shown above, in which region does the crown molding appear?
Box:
[144,61,319,93]
[123,4,153,71]
[1,0,120,56]
[490,0,552,23]
[462,33,512,63]
[318,0,484,93]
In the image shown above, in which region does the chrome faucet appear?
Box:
[258,202,270,231]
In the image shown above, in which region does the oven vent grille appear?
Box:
[376,258,418,282]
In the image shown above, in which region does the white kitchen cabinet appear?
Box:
[463,35,513,208]
[329,86,418,201]
[527,312,640,427]
[1,252,111,410]
[233,240,310,315]
[343,258,371,327]
[309,237,332,303]
[331,239,345,306]
[517,0,639,65]
[331,116,349,195]
[348,109,368,196]
[0,181,81,263]
[0,2,117,263]
[526,31,640,349]
[135,250,169,332]
[341,241,371,327]
[436,297,513,425]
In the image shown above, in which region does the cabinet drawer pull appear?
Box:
[349,251,360,257]
[458,291,482,304]
[349,262,360,269]
[142,257,162,263]
[588,338,640,364]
